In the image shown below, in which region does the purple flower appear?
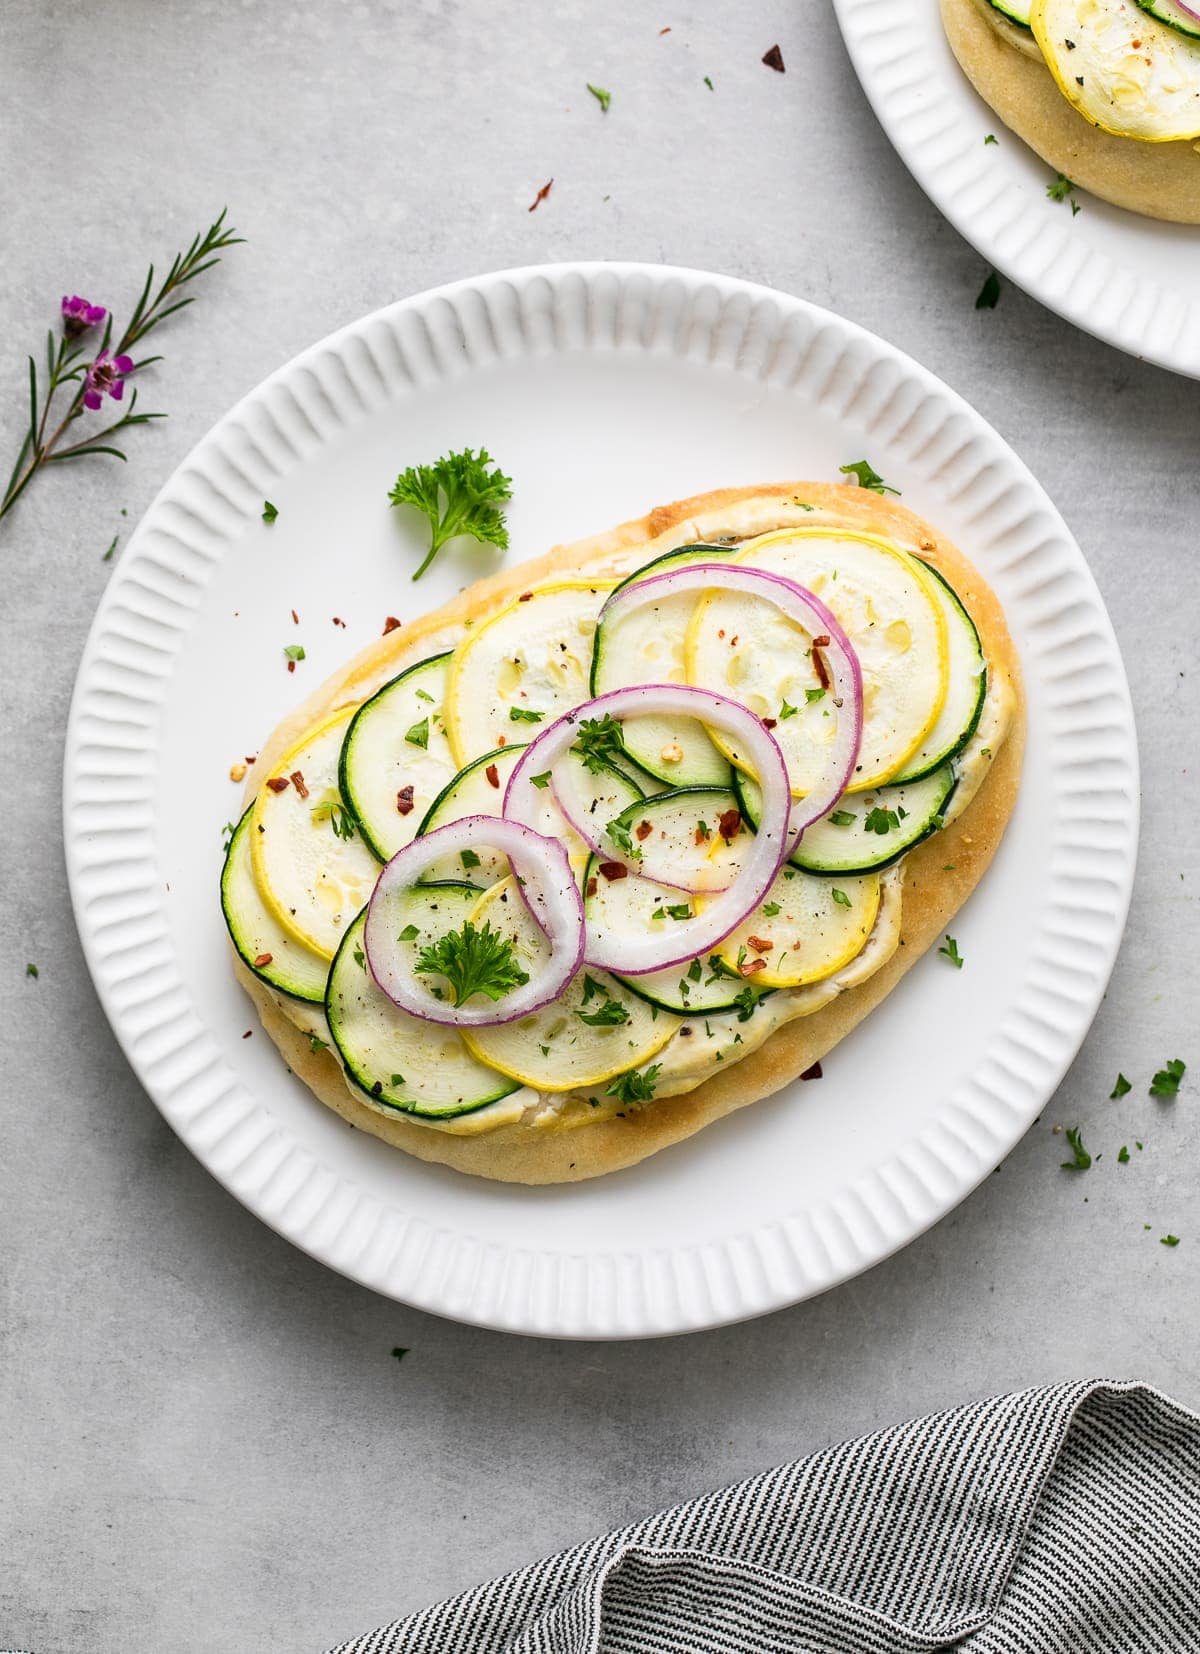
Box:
[83,349,134,411]
[61,295,107,339]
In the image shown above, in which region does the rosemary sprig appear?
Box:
[1,209,243,523]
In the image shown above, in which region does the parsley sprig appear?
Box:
[414,920,529,1006]
[571,713,626,775]
[839,460,899,496]
[389,447,512,580]
[1150,1058,1186,1099]
[607,1064,662,1104]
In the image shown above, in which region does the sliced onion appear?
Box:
[363,816,584,1027]
[503,685,792,974]
[598,561,863,850]
[1163,0,1200,26]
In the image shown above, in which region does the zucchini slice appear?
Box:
[987,0,1032,27]
[686,529,949,793]
[1133,0,1200,42]
[443,579,617,767]
[606,782,749,892]
[707,865,880,989]
[583,851,772,1016]
[418,746,643,886]
[338,652,459,862]
[590,543,741,787]
[735,767,957,876]
[251,704,384,960]
[889,564,986,784]
[221,808,330,1003]
[1032,0,1200,139]
[325,891,520,1120]
[458,878,679,1092]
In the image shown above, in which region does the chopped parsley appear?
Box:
[839,459,899,496]
[975,270,1001,311]
[938,934,964,969]
[283,644,305,663]
[984,133,997,145]
[262,500,279,523]
[651,902,693,921]
[509,706,544,723]
[415,687,435,704]
[353,947,367,971]
[696,820,711,840]
[1161,1235,1181,1248]
[397,924,420,942]
[587,83,612,112]
[577,996,630,1027]
[831,888,852,909]
[571,713,626,774]
[390,1073,405,1087]
[805,688,826,705]
[310,790,357,841]
[732,984,762,1022]
[703,74,714,89]
[388,447,512,580]
[830,809,856,828]
[1046,174,1080,215]
[606,817,642,861]
[405,717,429,749]
[307,1032,330,1052]
[530,771,552,789]
[391,1346,409,1361]
[414,919,529,1006]
[25,962,38,979]
[687,958,703,982]
[1117,1146,1130,1164]
[1060,1126,1091,1171]
[607,1063,662,1104]
[1110,1072,1131,1099]
[863,806,900,835]
[460,848,481,869]
[778,699,798,720]
[762,901,781,917]
[1150,1058,1185,1099]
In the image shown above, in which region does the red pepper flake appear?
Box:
[635,819,652,841]
[586,876,599,897]
[332,616,346,628]
[253,952,274,968]
[291,609,299,625]
[694,825,708,846]
[747,935,773,953]
[738,956,768,977]
[528,178,554,213]
[718,807,742,843]
[800,1060,823,1081]
[396,785,415,816]
[497,735,507,747]
[244,754,258,765]
[383,616,401,635]
[266,776,290,793]
[485,763,500,789]
[730,634,738,647]
[598,860,628,882]
[811,635,832,690]
[717,628,725,639]
[659,24,671,32]
[289,770,309,799]
[762,43,785,71]
[518,591,533,603]
[287,659,296,674]
[762,717,777,730]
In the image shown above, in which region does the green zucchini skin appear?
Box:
[986,0,1032,27]
[733,766,958,878]
[325,893,520,1121]
[1131,0,1200,39]
[338,651,454,863]
[888,562,987,785]
[221,806,330,1003]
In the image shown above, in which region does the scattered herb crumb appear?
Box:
[262,500,278,523]
[587,83,612,112]
[1060,1126,1091,1171]
[975,270,1001,311]
[1150,1058,1186,1099]
[831,888,852,909]
[839,459,899,496]
[283,643,305,663]
[102,534,119,562]
[1161,1235,1181,1248]
[1111,1072,1131,1099]
[391,1346,409,1360]
[984,133,998,144]
[938,935,964,969]
[25,962,38,979]
[1047,174,1080,214]
[1117,1145,1130,1164]
[704,74,714,89]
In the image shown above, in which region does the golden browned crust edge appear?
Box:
[235,481,1025,1183]
[941,0,1200,224]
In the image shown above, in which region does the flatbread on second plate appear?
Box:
[942,0,1200,223]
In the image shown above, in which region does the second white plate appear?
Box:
[835,0,1200,377]
[64,263,1137,1338]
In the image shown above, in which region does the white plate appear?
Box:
[64,263,1137,1339]
[834,0,1200,378]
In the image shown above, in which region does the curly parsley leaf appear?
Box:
[405,717,430,749]
[577,996,630,1027]
[1150,1058,1186,1099]
[607,1063,662,1104]
[1046,173,1080,214]
[414,919,530,1006]
[262,500,279,523]
[606,816,642,862]
[938,935,964,969]
[839,459,899,496]
[571,713,626,775]
[863,805,900,835]
[389,447,512,580]
[509,706,544,723]
[1060,1126,1091,1171]
[1110,1072,1131,1099]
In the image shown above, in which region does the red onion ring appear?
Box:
[598,561,863,850]
[363,816,584,1027]
[503,686,792,974]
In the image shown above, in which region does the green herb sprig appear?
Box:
[414,919,529,1006]
[389,447,511,580]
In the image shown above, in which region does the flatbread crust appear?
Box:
[234,482,1024,1183]
[942,0,1200,223]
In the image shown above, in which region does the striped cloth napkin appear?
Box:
[329,1379,1200,1653]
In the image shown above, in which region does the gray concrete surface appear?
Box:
[1,1,1197,1650]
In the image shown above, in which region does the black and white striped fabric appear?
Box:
[329,1380,1200,1653]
